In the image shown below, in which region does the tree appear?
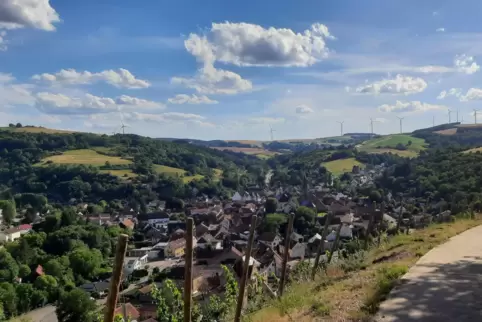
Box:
[15,283,34,313]
[56,289,97,322]
[18,265,31,279]
[68,247,103,280]
[0,250,19,283]
[0,282,17,317]
[265,197,278,214]
[15,123,22,128]
[0,200,16,225]
[260,213,287,233]
[34,275,58,302]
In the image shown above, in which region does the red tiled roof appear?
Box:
[35,265,44,276]
[4,224,32,234]
[114,303,140,320]
[122,218,135,229]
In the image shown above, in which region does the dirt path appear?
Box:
[374,225,482,322]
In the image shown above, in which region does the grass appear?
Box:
[247,214,482,322]
[358,134,427,157]
[317,212,327,217]
[153,164,207,183]
[99,169,137,179]
[0,126,76,134]
[38,149,132,166]
[322,157,364,175]
[462,147,482,154]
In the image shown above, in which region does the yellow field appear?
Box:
[462,147,482,154]
[40,149,132,166]
[0,126,77,134]
[322,158,364,175]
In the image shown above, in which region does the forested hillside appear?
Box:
[0,128,267,207]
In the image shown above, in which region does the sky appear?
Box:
[3,1,482,140]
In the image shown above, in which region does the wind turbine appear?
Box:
[337,121,344,136]
[369,118,375,136]
[269,125,276,141]
[120,121,128,135]
[448,109,452,124]
[474,109,479,124]
[456,109,459,123]
[396,116,404,134]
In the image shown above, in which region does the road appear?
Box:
[374,225,482,322]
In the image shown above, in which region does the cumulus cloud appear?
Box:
[454,54,480,74]
[436,28,445,32]
[184,22,334,67]
[355,74,427,95]
[460,88,482,101]
[167,94,218,105]
[171,64,252,95]
[32,68,150,89]
[0,0,60,31]
[295,105,314,114]
[437,88,462,100]
[0,74,35,108]
[35,92,163,114]
[378,100,448,113]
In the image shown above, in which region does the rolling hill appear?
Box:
[357,134,427,157]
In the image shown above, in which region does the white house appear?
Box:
[326,225,353,241]
[258,233,282,248]
[232,192,243,202]
[137,212,170,228]
[290,242,306,259]
[0,224,32,242]
[123,254,149,275]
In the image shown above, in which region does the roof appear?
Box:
[168,238,186,250]
[114,303,140,320]
[121,218,135,229]
[198,233,216,244]
[138,212,169,221]
[258,232,279,242]
[3,224,32,234]
[35,265,44,276]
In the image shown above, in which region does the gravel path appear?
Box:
[374,225,482,322]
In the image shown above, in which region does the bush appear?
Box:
[363,264,408,314]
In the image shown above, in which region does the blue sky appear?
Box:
[2,1,482,140]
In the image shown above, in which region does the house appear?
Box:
[232,191,243,202]
[258,232,281,248]
[123,254,149,275]
[114,303,140,321]
[137,212,170,228]
[196,234,222,250]
[326,224,353,241]
[120,218,135,230]
[165,237,197,258]
[80,281,110,297]
[0,224,32,242]
[289,242,306,259]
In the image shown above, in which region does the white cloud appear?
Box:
[0,30,7,51]
[185,22,334,67]
[454,54,480,74]
[115,95,165,109]
[123,112,214,127]
[378,100,448,113]
[355,74,427,95]
[35,92,163,114]
[295,105,314,114]
[32,68,150,89]
[167,94,218,105]
[374,117,388,123]
[437,88,462,100]
[0,0,60,31]
[460,88,482,101]
[171,64,252,95]
[0,74,35,108]
[436,28,445,32]
[248,117,285,125]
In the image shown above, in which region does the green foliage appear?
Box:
[68,246,103,280]
[261,213,288,233]
[56,289,97,322]
[0,249,19,283]
[265,197,278,214]
[0,200,16,225]
[152,279,184,322]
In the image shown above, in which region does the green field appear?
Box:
[39,149,132,166]
[322,158,364,175]
[153,164,207,183]
[357,134,426,157]
[99,169,137,179]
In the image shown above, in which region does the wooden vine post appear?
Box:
[104,234,128,322]
[279,212,295,297]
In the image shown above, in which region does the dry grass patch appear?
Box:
[39,149,131,166]
[249,215,482,322]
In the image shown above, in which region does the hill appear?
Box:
[0,125,78,134]
[321,157,364,175]
[357,134,427,157]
